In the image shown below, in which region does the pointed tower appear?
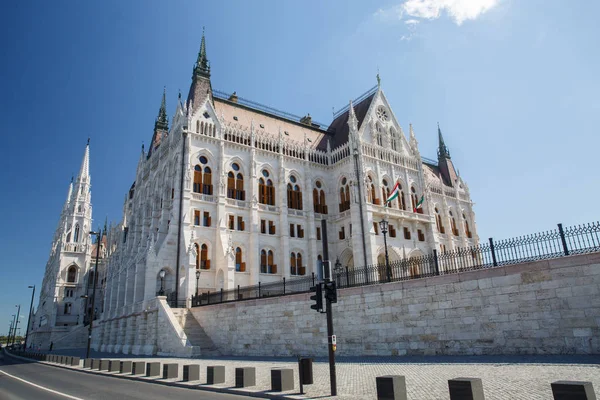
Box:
[148,88,169,158]
[186,28,213,117]
[30,141,95,348]
[436,123,458,187]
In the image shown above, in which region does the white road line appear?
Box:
[0,369,85,400]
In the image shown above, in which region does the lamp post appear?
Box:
[12,305,21,346]
[86,228,102,359]
[195,270,200,297]
[334,258,342,288]
[24,285,35,349]
[8,316,15,346]
[379,219,392,282]
[158,269,166,296]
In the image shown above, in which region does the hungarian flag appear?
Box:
[413,195,424,212]
[386,182,401,204]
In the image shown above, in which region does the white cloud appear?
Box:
[375,0,500,26]
[402,0,500,25]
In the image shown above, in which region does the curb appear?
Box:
[3,349,309,400]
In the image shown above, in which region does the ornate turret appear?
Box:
[187,29,213,117]
[437,122,451,160]
[436,123,458,187]
[148,88,169,158]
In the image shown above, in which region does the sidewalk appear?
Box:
[29,349,600,399]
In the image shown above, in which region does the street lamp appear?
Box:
[195,270,201,296]
[158,269,166,296]
[379,219,392,282]
[86,228,102,359]
[24,285,35,349]
[8,316,15,347]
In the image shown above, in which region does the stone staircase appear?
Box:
[171,309,220,357]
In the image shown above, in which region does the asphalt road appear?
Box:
[0,353,266,400]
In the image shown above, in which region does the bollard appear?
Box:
[207,366,225,384]
[91,359,101,370]
[132,361,146,375]
[235,367,256,388]
[109,360,120,372]
[71,357,80,367]
[271,368,294,392]
[64,356,72,365]
[146,362,160,377]
[551,381,597,400]
[83,358,92,369]
[120,361,132,374]
[376,376,407,400]
[183,365,200,382]
[99,359,110,371]
[448,378,485,400]
[163,363,178,380]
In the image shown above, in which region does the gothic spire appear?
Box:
[155,87,168,131]
[437,122,451,160]
[76,140,90,184]
[193,27,210,79]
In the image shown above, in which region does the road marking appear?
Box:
[0,369,85,400]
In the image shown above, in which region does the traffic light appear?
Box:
[324,281,337,304]
[310,283,323,312]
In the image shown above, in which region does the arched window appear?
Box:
[88,270,95,287]
[200,244,210,269]
[313,181,327,214]
[66,230,71,242]
[73,224,80,242]
[435,208,445,234]
[287,176,302,210]
[411,186,423,213]
[194,243,200,269]
[196,120,200,133]
[382,179,391,207]
[202,167,212,194]
[339,177,350,212]
[376,124,384,146]
[368,176,379,205]
[227,163,245,200]
[67,266,77,283]
[397,183,406,210]
[193,165,202,193]
[258,170,275,205]
[450,211,459,236]
[464,213,472,238]
[290,252,297,275]
[235,247,246,272]
[390,128,397,151]
[260,249,277,274]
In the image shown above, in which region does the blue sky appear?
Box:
[1,0,599,335]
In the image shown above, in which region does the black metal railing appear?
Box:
[190,221,600,307]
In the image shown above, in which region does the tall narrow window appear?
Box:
[316,226,321,240]
[268,250,276,274]
[450,211,459,236]
[390,128,397,151]
[237,216,245,231]
[290,252,297,275]
[203,212,211,227]
[227,163,245,200]
[194,210,200,225]
[339,177,350,212]
[398,184,406,210]
[228,215,235,230]
[287,176,302,210]
[200,244,210,269]
[258,170,275,205]
[464,213,472,238]
[382,180,391,207]
[67,266,77,283]
[74,224,80,242]
[193,165,202,193]
[297,253,304,275]
[227,172,235,199]
[313,181,327,214]
[202,167,212,195]
[235,247,245,272]
[260,250,267,273]
[435,208,445,234]
[64,303,72,315]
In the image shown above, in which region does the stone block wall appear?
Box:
[190,253,600,356]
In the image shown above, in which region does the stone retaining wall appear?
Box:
[190,253,600,356]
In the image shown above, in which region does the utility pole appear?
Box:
[87,228,102,359]
[321,219,337,396]
[12,305,21,346]
[24,285,35,349]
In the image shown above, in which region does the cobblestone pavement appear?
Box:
[38,350,600,399]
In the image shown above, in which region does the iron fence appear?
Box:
[190,221,600,307]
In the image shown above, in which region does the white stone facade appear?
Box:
[93,34,479,354]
